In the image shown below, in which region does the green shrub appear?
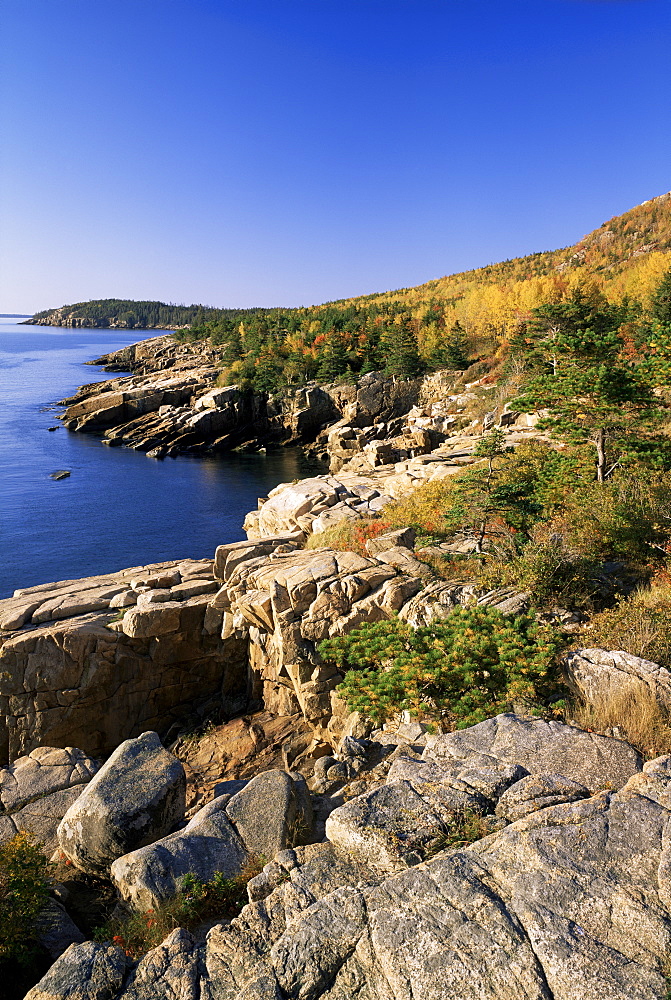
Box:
[95,857,265,959]
[0,832,52,963]
[426,808,492,856]
[480,539,602,609]
[319,606,559,729]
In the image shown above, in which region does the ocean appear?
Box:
[0,319,306,598]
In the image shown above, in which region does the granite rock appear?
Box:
[57,732,185,874]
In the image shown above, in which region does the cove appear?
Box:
[0,320,306,598]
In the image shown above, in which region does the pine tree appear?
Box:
[444,320,470,369]
[319,607,557,728]
[316,335,352,383]
[511,289,660,481]
[380,317,424,378]
[651,267,671,325]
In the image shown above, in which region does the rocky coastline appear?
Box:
[4,336,671,998]
[55,333,539,467]
[21,309,179,330]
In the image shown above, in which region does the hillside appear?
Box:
[25,192,671,390]
[338,190,671,340]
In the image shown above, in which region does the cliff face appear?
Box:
[0,558,249,762]
[0,436,536,765]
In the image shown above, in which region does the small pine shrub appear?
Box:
[319,606,559,729]
[0,832,53,963]
[95,857,265,959]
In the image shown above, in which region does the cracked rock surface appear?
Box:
[27,725,671,1000]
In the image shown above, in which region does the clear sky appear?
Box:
[1,0,670,314]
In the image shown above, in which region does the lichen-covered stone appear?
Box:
[495,772,590,822]
[57,732,185,873]
[424,713,642,793]
[24,941,127,1000]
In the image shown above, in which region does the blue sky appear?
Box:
[1,0,670,313]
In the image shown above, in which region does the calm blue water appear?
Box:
[0,320,305,598]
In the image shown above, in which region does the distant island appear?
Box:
[22,299,231,330]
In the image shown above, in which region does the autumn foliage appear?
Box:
[0,833,52,964]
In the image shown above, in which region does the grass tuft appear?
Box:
[570,682,671,759]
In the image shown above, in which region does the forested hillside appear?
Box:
[341,191,671,347]
[28,192,671,390]
[177,191,671,390]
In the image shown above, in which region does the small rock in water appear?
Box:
[50,470,71,480]
[47,425,60,431]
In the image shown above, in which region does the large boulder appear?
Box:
[24,941,126,1000]
[208,757,671,998]
[35,898,86,960]
[113,928,200,1000]
[226,768,313,858]
[30,755,671,1000]
[325,753,523,870]
[0,746,99,853]
[325,779,456,869]
[110,795,247,911]
[565,647,671,712]
[110,769,313,911]
[424,712,642,793]
[495,772,590,822]
[57,732,185,874]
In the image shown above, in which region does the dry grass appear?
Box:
[570,682,671,759]
[383,479,459,538]
[586,580,671,669]
[305,518,390,556]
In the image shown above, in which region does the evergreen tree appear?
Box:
[651,267,671,325]
[319,607,557,728]
[444,320,470,369]
[511,289,660,481]
[381,317,424,378]
[316,335,352,382]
